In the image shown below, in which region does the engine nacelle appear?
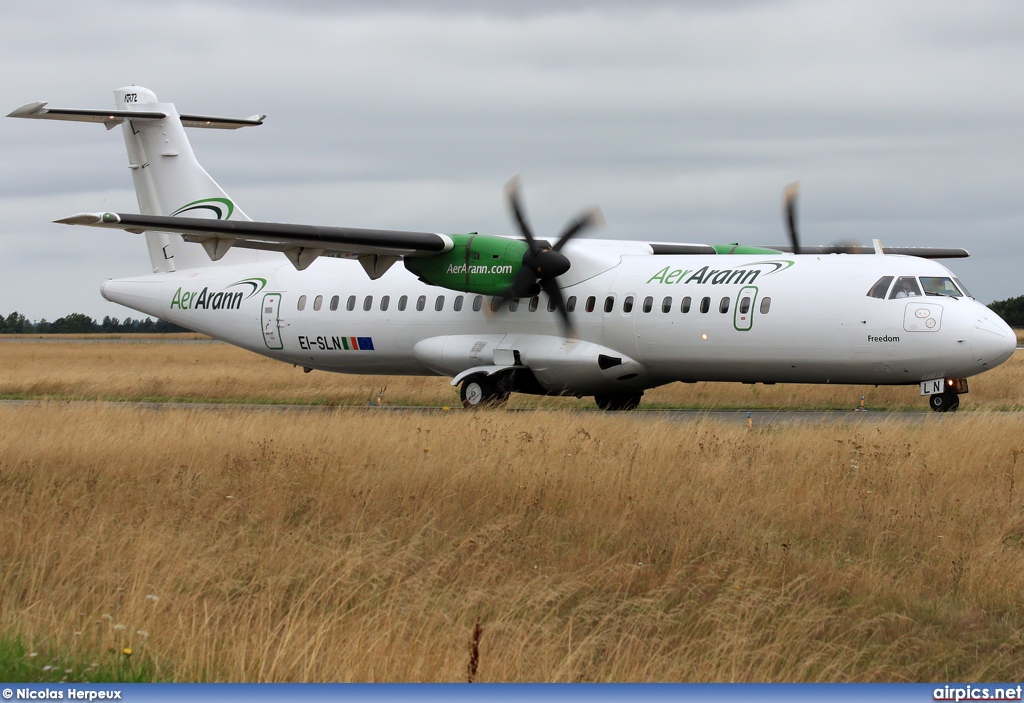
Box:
[403,234,529,296]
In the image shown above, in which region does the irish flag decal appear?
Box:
[341,337,375,351]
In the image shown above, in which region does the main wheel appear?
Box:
[929,392,959,413]
[460,374,510,409]
[594,392,643,411]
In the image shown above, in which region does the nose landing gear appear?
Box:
[929,392,960,413]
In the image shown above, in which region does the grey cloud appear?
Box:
[1,0,1023,320]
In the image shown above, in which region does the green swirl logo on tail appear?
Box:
[171,197,235,219]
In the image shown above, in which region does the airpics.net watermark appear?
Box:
[934,685,1023,701]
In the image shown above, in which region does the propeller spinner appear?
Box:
[496,176,602,334]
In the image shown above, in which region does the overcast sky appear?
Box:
[2,0,1023,320]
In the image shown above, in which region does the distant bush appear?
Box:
[0,311,191,334]
[988,296,1024,328]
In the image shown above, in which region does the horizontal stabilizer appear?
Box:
[8,102,264,130]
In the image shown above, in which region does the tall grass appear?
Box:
[2,405,1024,681]
[0,340,1021,409]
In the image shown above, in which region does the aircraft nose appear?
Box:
[970,312,1017,369]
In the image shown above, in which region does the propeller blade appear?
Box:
[505,175,539,253]
[509,265,541,299]
[540,278,574,336]
[784,182,800,255]
[553,207,603,252]
[498,176,597,338]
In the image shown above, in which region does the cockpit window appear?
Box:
[867,276,894,299]
[889,276,922,299]
[920,276,963,298]
[953,278,974,299]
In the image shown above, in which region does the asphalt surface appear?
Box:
[0,399,1010,424]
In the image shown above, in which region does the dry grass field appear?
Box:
[1,337,1022,410]
[2,337,1024,681]
[3,405,1024,681]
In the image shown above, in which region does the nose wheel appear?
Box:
[929,392,959,413]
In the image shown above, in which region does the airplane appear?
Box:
[8,87,1017,412]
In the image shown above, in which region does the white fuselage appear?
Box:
[100,240,1016,397]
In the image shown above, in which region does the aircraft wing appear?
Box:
[55,212,454,273]
[756,244,970,259]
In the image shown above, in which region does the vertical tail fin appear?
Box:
[8,86,266,272]
[113,87,261,271]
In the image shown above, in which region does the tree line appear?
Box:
[987,296,1024,328]
[0,311,190,334]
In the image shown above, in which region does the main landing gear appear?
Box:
[460,374,511,409]
[594,392,644,411]
[929,392,960,413]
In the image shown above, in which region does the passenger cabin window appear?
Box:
[623,296,634,313]
[313,295,323,311]
[585,296,596,313]
[398,295,408,311]
[719,297,730,314]
[662,297,672,313]
[681,296,691,314]
[643,296,654,313]
[472,295,483,312]
[297,295,306,311]
[363,296,373,311]
[760,297,771,314]
[699,297,711,314]
[509,298,519,312]
[739,296,751,315]
[380,295,390,311]
[346,295,356,312]
[567,296,577,312]
[920,277,963,298]
[330,295,339,312]
[454,295,464,312]
[604,296,615,313]
[547,297,556,312]
[867,276,894,299]
[529,296,539,312]
[416,295,426,312]
[490,297,501,313]
[435,296,445,311]
[889,276,922,299]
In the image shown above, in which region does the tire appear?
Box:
[929,392,959,413]
[460,375,509,409]
[594,392,643,411]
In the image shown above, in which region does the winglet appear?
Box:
[7,101,48,118]
[54,212,120,226]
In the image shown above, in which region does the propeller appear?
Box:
[782,182,863,254]
[495,176,603,334]
[783,181,801,255]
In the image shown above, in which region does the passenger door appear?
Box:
[733,286,758,331]
[262,293,283,350]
